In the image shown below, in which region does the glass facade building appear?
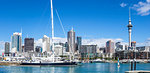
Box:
[11,32,22,53]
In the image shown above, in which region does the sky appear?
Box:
[0,0,150,52]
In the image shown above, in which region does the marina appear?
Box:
[0,0,150,72]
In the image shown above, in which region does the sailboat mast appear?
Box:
[50,0,54,62]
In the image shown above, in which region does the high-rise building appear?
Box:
[24,38,34,52]
[22,45,25,52]
[106,40,115,54]
[11,32,22,53]
[42,35,50,53]
[125,45,129,50]
[80,45,97,58]
[67,28,75,53]
[136,46,150,52]
[131,41,136,50]
[77,36,82,53]
[115,42,123,51]
[54,45,63,56]
[5,42,10,55]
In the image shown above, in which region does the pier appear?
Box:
[0,61,20,66]
[125,71,150,73]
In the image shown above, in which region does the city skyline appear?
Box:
[0,0,150,53]
[0,0,150,72]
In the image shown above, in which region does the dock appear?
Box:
[0,61,21,66]
[125,71,150,73]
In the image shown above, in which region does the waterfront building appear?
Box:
[67,28,76,54]
[54,45,64,56]
[11,32,22,53]
[4,42,10,55]
[131,41,136,50]
[125,45,129,50]
[22,45,25,52]
[115,50,150,59]
[42,35,50,53]
[106,40,115,58]
[115,42,124,51]
[96,47,105,58]
[65,42,69,52]
[35,46,42,53]
[99,47,106,53]
[136,46,150,52]
[24,38,34,52]
[106,40,115,53]
[80,45,97,59]
[77,36,82,53]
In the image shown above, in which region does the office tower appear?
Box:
[54,45,63,56]
[24,38,34,52]
[125,45,129,50]
[42,35,50,53]
[65,42,69,52]
[80,45,97,58]
[115,42,123,51]
[131,41,136,50]
[67,28,75,53]
[5,42,10,55]
[77,36,82,53]
[127,8,133,48]
[11,32,22,53]
[106,40,115,54]
[22,45,25,52]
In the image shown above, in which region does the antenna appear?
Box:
[129,7,131,21]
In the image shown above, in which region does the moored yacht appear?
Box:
[20,0,79,66]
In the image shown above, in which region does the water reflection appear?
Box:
[1,63,150,73]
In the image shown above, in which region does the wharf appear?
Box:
[125,71,150,73]
[0,61,21,66]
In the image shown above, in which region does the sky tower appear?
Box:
[127,8,133,48]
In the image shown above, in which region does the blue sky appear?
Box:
[0,0,150,44]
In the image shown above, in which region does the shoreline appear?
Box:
[0,60,149,66]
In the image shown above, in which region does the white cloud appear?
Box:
[53,37,67,43]
[120,3,127,7]
[34,37,67,47]
[82,38,124,47]
[132,0,150,16]
[50,37,150,47]
[35,37,124,47]
[147,38,150,41]
[147,0,150,3]
[35,39,43,47]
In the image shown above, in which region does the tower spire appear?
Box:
[128,7,132,25]
[127,7,133,48]
[71,27,74,31]
[129,7,131,21]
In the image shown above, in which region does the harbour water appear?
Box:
[0,63,150,73]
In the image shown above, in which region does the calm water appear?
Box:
[0,63,150,73]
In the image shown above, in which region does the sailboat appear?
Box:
[20,0,78,66]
